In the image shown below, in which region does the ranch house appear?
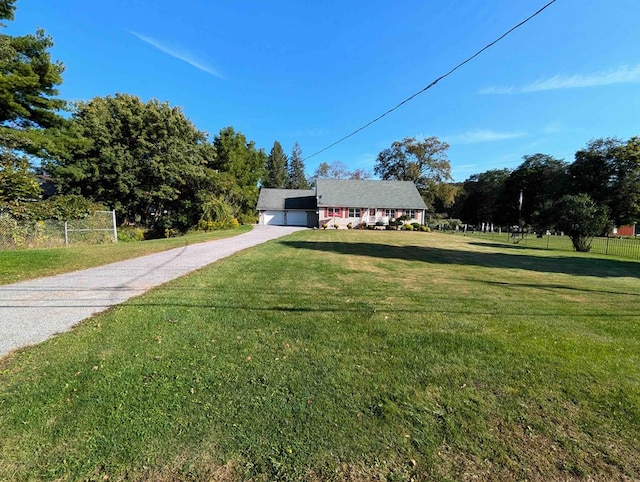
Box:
[257,179,427,228]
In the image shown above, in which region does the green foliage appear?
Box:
[263,140,288,188]
[457,169,511,225]
[507,153,568,226]
[117,226,146,242]
[0,152,41,201]
[48,94,214,230]
[311,160,371,181]
[287,142,309,189]
[0,27,65,129]
[553,194,611,252]
[0,0,16,22]
[2,194,104,222]
[374,136,452,208]
[570,137,640,226]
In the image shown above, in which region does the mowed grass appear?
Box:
[0,225,251,285]
[1,230,639,481]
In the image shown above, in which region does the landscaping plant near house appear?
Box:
[0,230,638,480]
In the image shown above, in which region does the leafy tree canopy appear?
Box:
[457,169,511,225]
[0,151,40,201]
[374,136,452,208]
[569,137,640,226]
[505,153,568,226]
[48,94,214,229]
[552,193,610,252]
[311,160,371,181]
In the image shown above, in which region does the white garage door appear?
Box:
[286,211,308,226]
[263,211,284,225]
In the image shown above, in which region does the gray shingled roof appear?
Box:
[256,188,317,210]
[316,179,427,209]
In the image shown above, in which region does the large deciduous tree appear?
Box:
[311,160,371,181]
[457,169,512,226]
[374,136,452,208]
[569,137,640,227]
[263,140,288,188]
[49,94,214,230]
[288,142,309,189]
[504,153,568,227]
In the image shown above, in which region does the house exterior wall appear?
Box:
[319,207,424,228]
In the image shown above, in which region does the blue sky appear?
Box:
[8,0,640,181]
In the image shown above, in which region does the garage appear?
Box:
[262,211,284,225]
[257,188,317,227]
[285,211,308,226]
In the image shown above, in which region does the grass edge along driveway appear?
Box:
[0,225,252,285]
[1,230,638,481]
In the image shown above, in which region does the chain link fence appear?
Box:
[0,210,117,250]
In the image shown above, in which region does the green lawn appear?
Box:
[1,230,639,481]
[0,225,251,285]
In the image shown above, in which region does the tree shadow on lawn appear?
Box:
[469,241,556,252]
[279,240,640,279]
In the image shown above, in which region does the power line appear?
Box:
[303,0,558,161]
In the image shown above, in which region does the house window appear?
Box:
[386,208,395,217]
[406,209,416,218]
[328,207,341,217]
[348,208,358,218]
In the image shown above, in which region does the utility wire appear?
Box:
[303,0,558,161]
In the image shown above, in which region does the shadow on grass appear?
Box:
[469,241,554,251]
[279,240,640,279]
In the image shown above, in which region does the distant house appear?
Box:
[612,224,638,237]
[316,179,427,227]
[256,188,318,227]
[257,179,427,228]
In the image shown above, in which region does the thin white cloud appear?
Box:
[131,31,224,79]
[445,129,527,144]
[480,64,640,94]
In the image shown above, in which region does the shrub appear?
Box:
[347,222,353,229]
[118,227,146,242]
[403,224,414,231]
[411,222,421,230]
[333,223,339,229]
[420,225,430,232]
[322,223,328,230]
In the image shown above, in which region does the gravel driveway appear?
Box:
[0,225,305,358]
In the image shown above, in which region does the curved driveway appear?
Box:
[0,225,305,358]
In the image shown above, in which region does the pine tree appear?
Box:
[287,142,309,189]
[264,140,288,188]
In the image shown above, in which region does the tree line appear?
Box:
[2,0,638,249]
[448,137,640,250]
[0,0,311,236]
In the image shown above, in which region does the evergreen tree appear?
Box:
[0,0,66,201]
[287,142,309,189]
[264,140,288,188]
